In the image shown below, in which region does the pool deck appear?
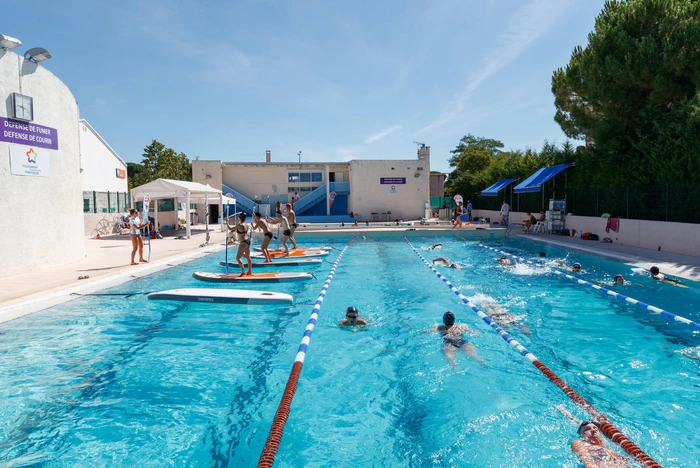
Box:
[515,232,700,282]
[1,221,698,324]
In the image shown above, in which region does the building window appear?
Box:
[83,199,90,212]
[288,171,323,183]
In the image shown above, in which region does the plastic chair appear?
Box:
[371,213,379,222]
[533,220,547,233]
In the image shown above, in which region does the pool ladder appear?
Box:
[505,223,525,238]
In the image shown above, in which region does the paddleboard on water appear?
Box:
[147,288,293,304]
[255,246,330,252]
[220,259,322,267]
[193,271,313,283]
[251,250,330,259]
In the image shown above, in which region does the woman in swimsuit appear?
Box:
[127,208,147,265]
[266,210,291,257]
[233,212,252,276]
[252,211,273,263]
[423,311,485,367]
[558,406,631,467]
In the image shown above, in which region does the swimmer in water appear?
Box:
[557,405,631,467]
[427,243,443,250]
[660,345,700,361]
[423,312,485,366]
[339,306,368,329]
[432,257,461,270]
[481,303,531,334]
[613,274,625,285]
[496,256,511,265]
[649,266,687,288]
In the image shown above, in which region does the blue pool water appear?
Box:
[0,236,698,466]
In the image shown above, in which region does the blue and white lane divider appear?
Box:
[403,238,537,362]
[259,237,355,468]
[473,242,700,330]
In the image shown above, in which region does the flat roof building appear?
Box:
[192,145,431,222]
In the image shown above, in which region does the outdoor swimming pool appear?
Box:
[0,236,698,466]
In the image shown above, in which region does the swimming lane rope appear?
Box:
[258,236,356,468]
[471,241,700,331]
[403,237,661,467]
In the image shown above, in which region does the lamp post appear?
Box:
[298,151,302,163]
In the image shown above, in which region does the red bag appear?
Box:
[581,232,591,240]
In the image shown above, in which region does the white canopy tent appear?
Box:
[130,179,224,239]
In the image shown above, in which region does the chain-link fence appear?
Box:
[83,191,130,214]
[473,183,700,223]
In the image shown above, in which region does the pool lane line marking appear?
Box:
[258,236,356,468]
[470,240,700,331]
[404,237,661,467]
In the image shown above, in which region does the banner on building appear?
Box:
[116,168,126,179]
[1,117,59,150]
[380,177,406,184]
[9,144,50,177]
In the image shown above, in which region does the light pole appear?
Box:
[298,151,302,163]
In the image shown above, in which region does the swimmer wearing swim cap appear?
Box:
[613,274,624,285]
[497,256,511,265]
[339,306,368,328]
[422,311,485,366]
[649,266,687,287]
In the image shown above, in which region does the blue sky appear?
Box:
[5,0,606,173]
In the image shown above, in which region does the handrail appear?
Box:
[294,184,327,215]
[222,184,256,214]
[505,222,524,238]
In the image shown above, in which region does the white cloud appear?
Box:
[417,0,573,135]
[365,125,402,143]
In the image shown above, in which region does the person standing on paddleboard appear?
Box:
[253,212,273,263]
[284,203,299,249]
[234,213,253,276]
[267,210,291,257]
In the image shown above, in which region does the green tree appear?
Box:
[132,140,192,187]
[552,0,700,184]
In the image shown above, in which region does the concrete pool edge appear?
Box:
[0,244,226,325]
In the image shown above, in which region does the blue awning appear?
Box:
[513,163,573,194]
[481,178,518,196]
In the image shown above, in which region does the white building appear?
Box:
[192,146,431,221]
[80,119,127,193]
[0,47,84,277]
[79,119,129,223]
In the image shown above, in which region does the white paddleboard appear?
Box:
[148,288,293,304]
[220,259,322,267]
[193,271,313,283]
[251,250,330,259]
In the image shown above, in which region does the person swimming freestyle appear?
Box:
[422,312,485,366]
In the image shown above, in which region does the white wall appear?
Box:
[0,50,84,277]
[349,159,429,219]
[79,120,127,192]
[475,209,700,256]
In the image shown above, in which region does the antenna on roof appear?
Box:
[413,141,426,156]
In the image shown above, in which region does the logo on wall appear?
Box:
[116,168,126,179]
[386,184,399,194]
[9,144,49,177]
[26,148,37,163]
[329,191,337,209]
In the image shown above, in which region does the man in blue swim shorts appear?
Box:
[423,312,485,366]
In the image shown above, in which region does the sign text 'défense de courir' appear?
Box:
[0,117,59,150]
